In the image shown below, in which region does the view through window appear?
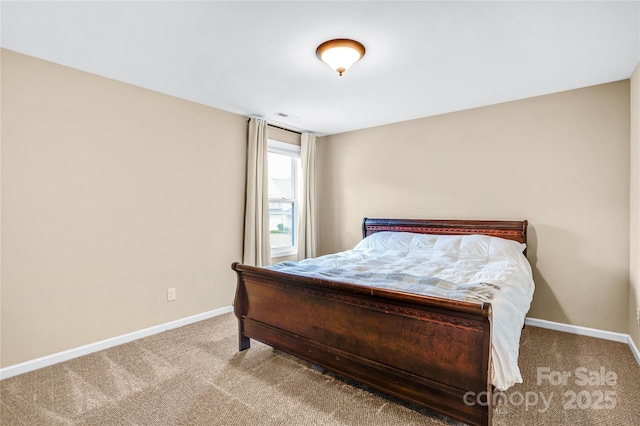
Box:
[268,140,301,257]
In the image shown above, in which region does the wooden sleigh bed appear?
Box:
[232,218,528,426]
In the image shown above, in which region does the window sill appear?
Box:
[271,248,297,261]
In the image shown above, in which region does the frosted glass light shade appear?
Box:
[316,39,365,76]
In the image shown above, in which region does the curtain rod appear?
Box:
[247,118,303,135]
[268,123,302,135]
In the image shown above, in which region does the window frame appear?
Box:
[267,139,301,258]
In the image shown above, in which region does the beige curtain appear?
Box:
[297,132,317,259]
[243,118,271,266]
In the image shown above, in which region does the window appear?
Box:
[268,139,301,257]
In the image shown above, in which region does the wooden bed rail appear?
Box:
[363,217,527,244]
[232,262,492,318]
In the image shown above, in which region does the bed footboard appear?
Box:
[232,262,493,426]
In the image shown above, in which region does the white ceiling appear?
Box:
[2,1,639,136]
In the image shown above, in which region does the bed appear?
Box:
[232,218,533,426]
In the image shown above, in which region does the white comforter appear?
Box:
[268,231,535,391]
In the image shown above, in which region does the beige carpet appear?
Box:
[1,313,639,425]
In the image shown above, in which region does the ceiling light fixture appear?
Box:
[316,39,366,76]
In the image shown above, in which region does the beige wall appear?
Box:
[631,64,640,348]
[317,81,630,334]
[1,49,247,367]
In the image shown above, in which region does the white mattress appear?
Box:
[268,231,535,391]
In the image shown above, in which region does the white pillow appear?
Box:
[355,231,526,260]
[353,231,414,251]
[458,234,526,259]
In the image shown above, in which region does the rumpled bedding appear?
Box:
[267,231,535,391]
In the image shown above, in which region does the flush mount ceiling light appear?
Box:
[316,39,366,76]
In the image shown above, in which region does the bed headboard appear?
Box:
[362,218,528,244]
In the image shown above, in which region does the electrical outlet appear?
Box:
[168,288,176,301]
[636,307,639,326]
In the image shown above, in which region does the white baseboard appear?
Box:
[525,317,629,342]
[525,317,640,366]
[0,305,234,380]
